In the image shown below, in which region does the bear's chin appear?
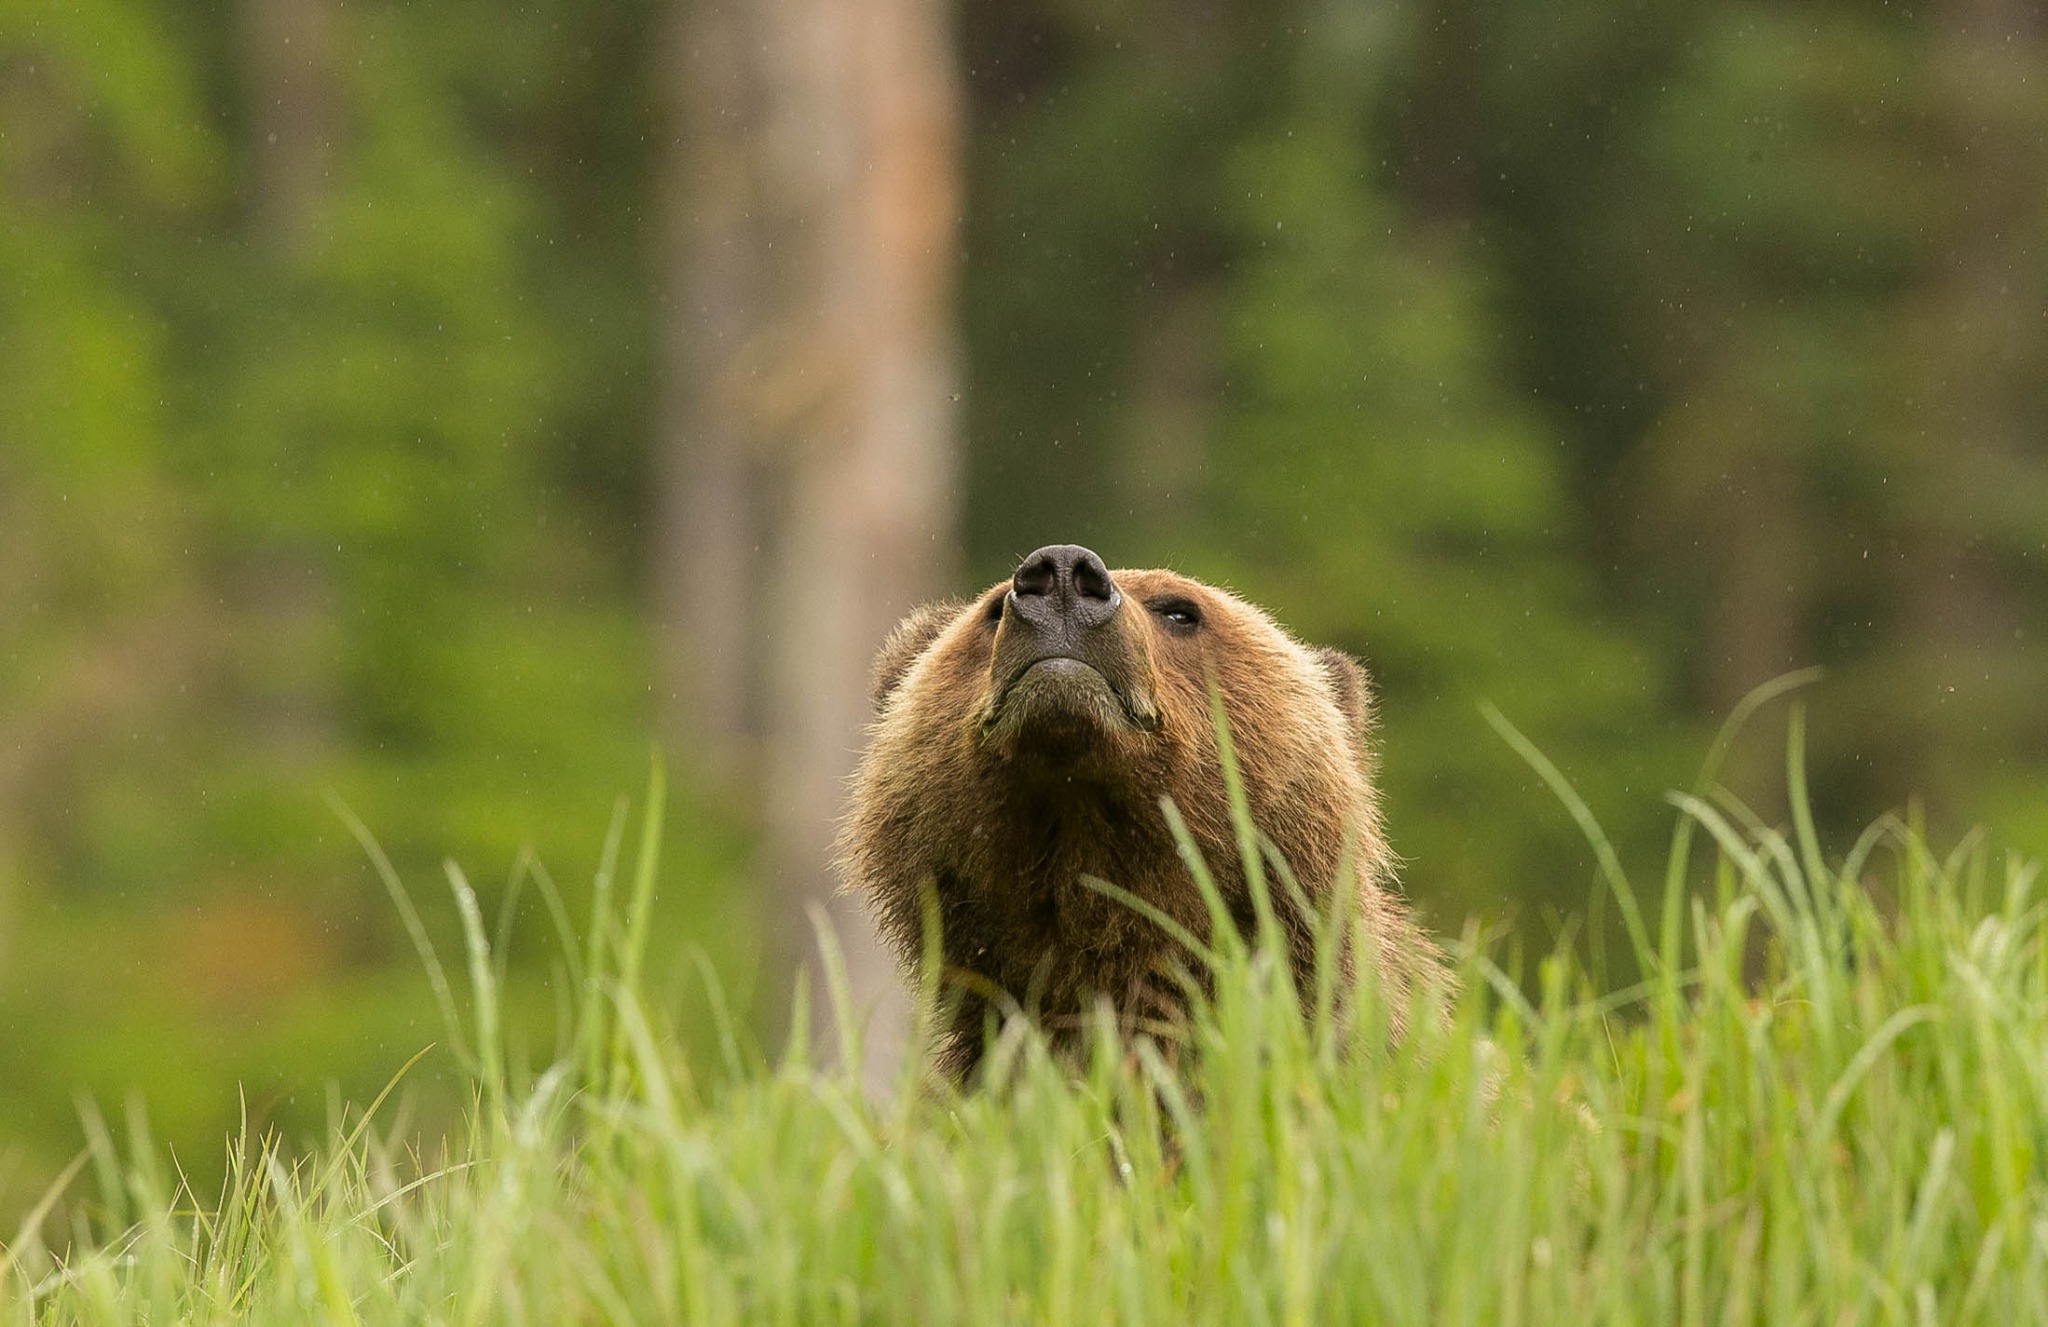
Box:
[980,657,1145,761]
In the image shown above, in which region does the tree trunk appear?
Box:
[657,0,765,788]
[241,0,336,251]
[662,0,963,1083]
[1889,0,2044,803]
[239,0,342,765]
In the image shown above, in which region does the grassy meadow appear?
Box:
[4,712,2047,1325]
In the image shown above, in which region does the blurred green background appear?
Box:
[3,0,2044,1220]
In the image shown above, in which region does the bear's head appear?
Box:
[839,543,1434,1079]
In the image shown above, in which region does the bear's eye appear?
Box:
[1149,598,1202,631]
[982,593,1006,625]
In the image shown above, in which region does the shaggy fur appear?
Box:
[839,559,1445,1082]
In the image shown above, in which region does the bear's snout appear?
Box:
[981,544,1159,748]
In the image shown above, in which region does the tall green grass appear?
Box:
[6,718,2048,1324]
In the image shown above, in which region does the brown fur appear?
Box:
[839,563,1445,1082]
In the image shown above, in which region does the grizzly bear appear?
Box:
[839,543,1444,1082]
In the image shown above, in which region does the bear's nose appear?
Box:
[1010,544,1119,633]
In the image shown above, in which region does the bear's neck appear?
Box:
[937,779,1210,979]
[981,776,1167,886]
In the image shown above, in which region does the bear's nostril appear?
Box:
[1013,552,1060,599]
[1071,552,1114,603]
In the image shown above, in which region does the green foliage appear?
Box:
[1610,1,2048,861]
[0,0,715,1222]
[1205,27,1692,925]
[958,0,2048,926]
[7,772,2048,1322]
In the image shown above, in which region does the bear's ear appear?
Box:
[871,600,964,712]
[1313,647,1375,750]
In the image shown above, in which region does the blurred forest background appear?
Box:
[3,0,2045,1218]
